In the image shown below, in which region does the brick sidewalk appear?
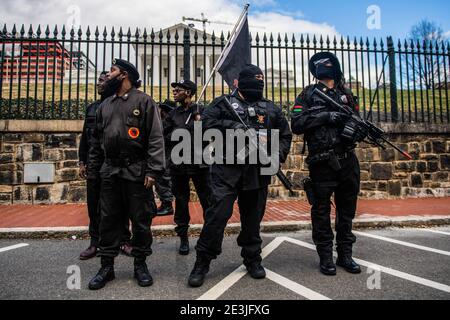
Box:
[1,198,450,229]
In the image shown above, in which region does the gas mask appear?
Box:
[314,58,336,81]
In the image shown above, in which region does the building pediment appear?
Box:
[140,23,218,43]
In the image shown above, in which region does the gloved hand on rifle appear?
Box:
[328,111,350,125]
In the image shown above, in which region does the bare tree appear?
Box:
[407,19,447,89]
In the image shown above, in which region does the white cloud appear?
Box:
[0,0,338,38]
[443,30,450,39]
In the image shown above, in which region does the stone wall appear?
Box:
[0,120,449,204]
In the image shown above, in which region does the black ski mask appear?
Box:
[238,64,264,102]
[315,58,336,81]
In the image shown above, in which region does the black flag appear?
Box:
[217,15,251,88]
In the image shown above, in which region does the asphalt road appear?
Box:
[0,227,449,300]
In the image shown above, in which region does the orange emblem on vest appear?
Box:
[128,127,140,139]
[257,114,266,124]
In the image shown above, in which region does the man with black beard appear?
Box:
[187,64,292,287]
[87,59,165,289]
[291,52,363,276]
[164,80,211,255]
[78,71,132,260]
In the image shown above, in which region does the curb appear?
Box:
[1,216,449,239]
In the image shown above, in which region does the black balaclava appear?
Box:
[315,58,336,81]
[238,64,264,102]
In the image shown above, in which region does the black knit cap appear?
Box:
[112,58,140,81]
[238,64,263,81]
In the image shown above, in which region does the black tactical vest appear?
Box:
[303,85,349,156]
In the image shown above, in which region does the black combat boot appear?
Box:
[319,254,337,276]
[336,247,361,274]
[245,261,266,279]
[179,236,190,255]
[134,258,154,287]
[156,201,174,216]
[88,257,115,290]
[188,255,211,287]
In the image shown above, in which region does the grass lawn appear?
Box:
[1,83,449,121]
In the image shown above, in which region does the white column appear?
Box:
[205,54,211,85]
[153,54,159,86]
[170,55,176,82]
[139,54,145,84]
[190,54,194,81]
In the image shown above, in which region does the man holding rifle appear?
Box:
[291,52,364,276]
[188,64,292,287]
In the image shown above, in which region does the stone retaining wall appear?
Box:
[0,120,449,204]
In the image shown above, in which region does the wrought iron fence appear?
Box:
[0,23,449,122]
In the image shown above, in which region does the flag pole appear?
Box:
[195,3,250,106]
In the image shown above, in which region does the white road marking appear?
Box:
[282,237,450,294]
[265,269,331,300]
[420,229,450,236]
[197,237,285,300]
[0,243,29,253]
[353,231,450,256]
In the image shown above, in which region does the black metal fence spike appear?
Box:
[0,23,447,123]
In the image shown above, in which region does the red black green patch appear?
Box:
[293,105,303,113]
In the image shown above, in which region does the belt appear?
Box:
[105,157,143,167]
[306,149,353,165]
[336,151,353,160]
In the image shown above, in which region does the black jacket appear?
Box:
[79,100,102,165]
[291,82,358,157]
[202,92,292,190]
[163,103,209,175]
[88,88,166,182]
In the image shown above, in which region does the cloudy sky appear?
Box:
[1,0,449,40]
